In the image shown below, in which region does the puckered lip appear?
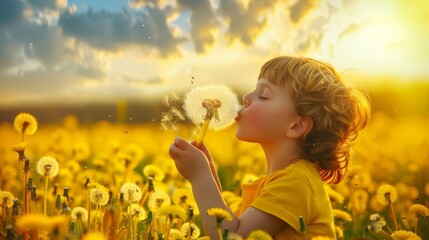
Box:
[235,114,241,122]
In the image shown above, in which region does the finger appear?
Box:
[174,137,190,150]
[168,143,181,159]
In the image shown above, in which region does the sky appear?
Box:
[1,0,428,106]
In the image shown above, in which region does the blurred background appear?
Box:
[0,0,428,123]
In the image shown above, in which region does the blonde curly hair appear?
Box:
[259,56,371,184]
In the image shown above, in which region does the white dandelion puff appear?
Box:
[183,84,239,131]
[36,156,59,178]
[120,183,142,202]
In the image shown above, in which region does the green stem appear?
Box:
[44,177,49,216]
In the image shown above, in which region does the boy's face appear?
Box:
[235,78,300,143]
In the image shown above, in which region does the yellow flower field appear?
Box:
[0,100,428,239]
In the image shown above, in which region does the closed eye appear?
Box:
[259,96,268,100]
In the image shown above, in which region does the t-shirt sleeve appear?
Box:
[249,170,314,232]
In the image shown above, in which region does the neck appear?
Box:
[260,139,302,175]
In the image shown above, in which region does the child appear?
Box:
[169,56,370,239]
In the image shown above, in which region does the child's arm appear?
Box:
[169,137,287,238]
[191,141,222,192]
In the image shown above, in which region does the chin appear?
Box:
[235,130,259,143]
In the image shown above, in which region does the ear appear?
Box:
[286,117,313,139]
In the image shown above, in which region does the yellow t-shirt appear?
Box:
[235,160,336,239]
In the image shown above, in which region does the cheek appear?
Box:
[236,104,276,140]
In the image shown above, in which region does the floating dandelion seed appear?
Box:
[160,93,186,131]
[184,85,239,147]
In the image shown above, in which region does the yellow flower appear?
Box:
[407,204,429,227]
[12,141,27,152]
[120,183,143,202]
[248,230,273,240]
[409,203,429,217]
[16,214,67,232]
[0,191,14,207]
[1,165,17,181]
[36,156,59,178]
[391,230,421,240]
[143,165,165,182]
[72,141,91,161]
[172,188,194,205]
[180,222,201,239]
[311,236,335,240]
[169,228,185,240]
[184,84,240,131]
[324,185,344,204]
[83,232,107,240]
[89,187,110,206]
[206,207,232,226]
[376,184,398,205]
[14,112,38,135]
[332,209,352,222]
[71,207,89,222]
[241,173,258,185]
[148,190,171,211]
[158,205,187,221]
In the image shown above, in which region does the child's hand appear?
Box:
[169,137,211,183]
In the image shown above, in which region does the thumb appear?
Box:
[191,141,211,159]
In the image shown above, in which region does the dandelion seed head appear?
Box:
[158,205,187,220]
[71,207,89,222]
[376,184,398,205]
[148,190,171,211]
[180,222,201,238]
[36,156,59,178]
[0,191,14,207]
[184,84,240,130]
[143,165,165,181]
[120,183,142,202]
[128,203,147,220]
[89,187,109,206]
[172,188,193,205]
[14,112,38,135]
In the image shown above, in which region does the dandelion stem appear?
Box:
[129,200,134,240]
[23,165,28,214]
[78,219,84,239]
[388,200,399,231]
[43,176,49,216]
[414,218,418,234]
[196,117,211,148]
[187,221,192,240]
